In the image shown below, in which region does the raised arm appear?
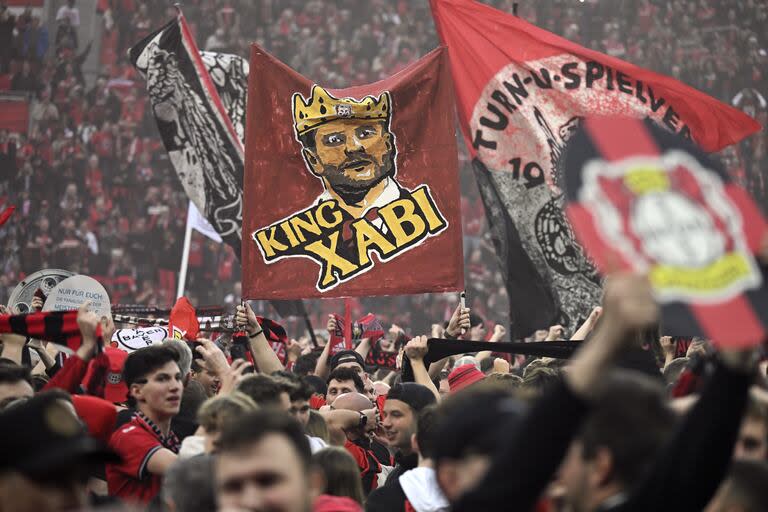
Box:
[405,336,440,401]
[313,315,336,380]
[618,348,756,512]
[476,324,505,361]
[355,337,373,360]
[570,306,602,341]
[318,407,378,446]
[236,302,284,375]
[455,274,659,511]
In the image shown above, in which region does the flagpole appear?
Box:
[177,205,194,299]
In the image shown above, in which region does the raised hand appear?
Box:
[490,324,506,342]
[545,325,565,341]
[493,357,510,373]
[218,359,253,395]
[235,302,261,335]
[76,301,101,361]
[194,338,230,377]
[601,274,659,335]
[30,295,44,312]
[286,339,303,361]
[446,304,471,338]
[660,335,676,365]
[404,335,429,361]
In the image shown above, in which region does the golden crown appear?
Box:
[293,85,391,136]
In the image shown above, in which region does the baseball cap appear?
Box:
[0,393,119,475]
[386,383,436,413]
[448,364,486,393]
[330,350,366,372]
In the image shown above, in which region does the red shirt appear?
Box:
[344,439,381,492]
[106,415,168,504]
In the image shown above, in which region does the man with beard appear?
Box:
[294,85,406,222]
[254,85,448,291]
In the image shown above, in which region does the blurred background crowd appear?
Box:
[0,0,766,337]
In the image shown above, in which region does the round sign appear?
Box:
[43,275,112,317]
[111,326,185,352]
[7,268,75,314]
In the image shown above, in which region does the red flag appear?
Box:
[430,0,761,338]
[242,45,463,300]
[564,117,768,348]
[329,312,386,356]
[329,313,348,355]
[256,316,288,365]
[169,297,199,341]
[343,299,353,350]
[430,0,759,154]
[0,206,15,228]
[355,314,385,343]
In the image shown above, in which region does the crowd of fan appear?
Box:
[1,0,766,335]
[0,270,767,511]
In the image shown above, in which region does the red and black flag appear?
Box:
[430,0,761,338]
[257,316,289,365]
[564,117,768,348]
[328,313,351,355]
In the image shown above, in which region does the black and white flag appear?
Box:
[129,12,246,253]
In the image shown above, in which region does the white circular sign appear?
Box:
[111,326,184,352]
[42,275,112,317]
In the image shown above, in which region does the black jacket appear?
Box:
[366,479,407,512]
[455,359,752,511]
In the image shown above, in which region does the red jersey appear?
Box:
[106,414,173,504]
[344,439,382,493]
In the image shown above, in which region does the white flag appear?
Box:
[187,201,223,243]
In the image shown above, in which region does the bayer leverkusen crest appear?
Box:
[564,117,768,348]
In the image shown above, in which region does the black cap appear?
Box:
[387,383,437,413]
[329,350,366,372]
[0,393,120,474]
[433,389,526,461]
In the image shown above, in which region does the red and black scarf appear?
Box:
[0,310,101,352]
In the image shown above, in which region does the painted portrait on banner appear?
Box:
[242,47,463,300]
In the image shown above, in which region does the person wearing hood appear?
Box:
[366,406,449,512]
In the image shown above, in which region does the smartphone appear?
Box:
[230,343,248,361]
[230,342,255,374]
[191,341,204,360]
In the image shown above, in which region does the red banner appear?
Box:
[430,0,760,157]
[242,46,463,300]
[429,0,761,337]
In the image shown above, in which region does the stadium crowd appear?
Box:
[0,1,768,511]
[0,266,767,511]
[0,0,766,336]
